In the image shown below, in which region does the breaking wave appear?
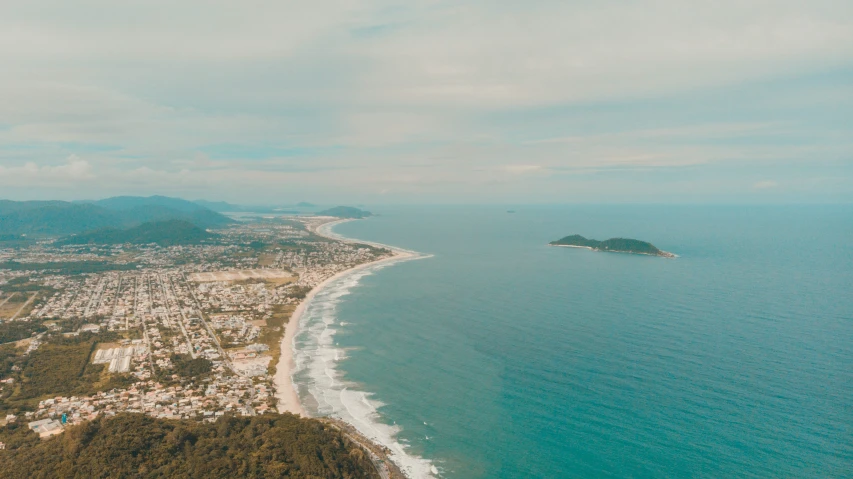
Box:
[292,223,437,478]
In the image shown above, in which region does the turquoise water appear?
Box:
[295,206,853,478]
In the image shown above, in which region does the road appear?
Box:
[178,272,238,376]
[156,273,196,359]
[10,292,37,320]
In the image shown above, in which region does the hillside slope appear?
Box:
[0,202,120,235]
[56,220,216,246]
[550,235,675,257]
[0,196,233,235]
[0,413,380,479]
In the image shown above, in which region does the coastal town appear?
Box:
[0,216,393,439]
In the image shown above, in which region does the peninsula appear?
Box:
[550,235,676,257]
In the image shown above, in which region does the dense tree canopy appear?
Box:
[0,413,380,479]
[1,332,126,414]
[550,235,669,256]
[171,353,213,378]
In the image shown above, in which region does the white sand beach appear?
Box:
[274,221,415,416]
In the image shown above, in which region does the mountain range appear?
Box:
[0,196,233,236]
[56,219,216,247]
[193,199,313,213]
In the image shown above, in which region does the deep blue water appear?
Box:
[299,205,853,478]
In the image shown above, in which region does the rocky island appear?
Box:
[550,235,676,258]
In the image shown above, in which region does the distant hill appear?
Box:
[316,206,372,219]
[296,201,315,207]
[120,205,232,228]
[56,220,216,247]
[550,235,675,257]
[88,196,233,228]
[86,195,205,213]
[0,196,233,235]
[0,202,122,235]
[0,413,380,479]
[194,199,242,212]
[194,199,285,214]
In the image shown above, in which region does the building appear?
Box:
[27,418,64,438]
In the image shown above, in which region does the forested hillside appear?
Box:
[0,196,233,235]
[0,413,380,479]
[56,220,216,247]
[550,235,674,257]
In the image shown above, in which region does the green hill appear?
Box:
[0,202,121,235]
[194,199,241,212]
[550,234,600,248]
[118,205,233,228]
[85,196,234,228]
[316,206,372,219]
[0,196,233,235]
[87,195,209,213]
[194,199,284,214]
[550,235,675,257]
[56,220,216,247]
[0,413,379,479]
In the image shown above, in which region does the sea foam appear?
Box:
[292,224,437,478]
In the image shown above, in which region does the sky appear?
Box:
[1,0,852,204]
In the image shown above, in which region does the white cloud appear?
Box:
[501,165,543,174]
[0,155,95,185]
[0,0,851,201]
[753,180,779,189]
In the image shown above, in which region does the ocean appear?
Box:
[290,205,853,478]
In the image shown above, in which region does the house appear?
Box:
[27,418,64,438]
[80,324,101,333]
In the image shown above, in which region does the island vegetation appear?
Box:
[550,234,675,257]
[0,413,380,479]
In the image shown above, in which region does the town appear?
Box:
[0,216,391,438]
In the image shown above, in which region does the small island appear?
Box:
[550,234,676,258]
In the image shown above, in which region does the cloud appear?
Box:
[0,1,851,201]
[501,165,543,174]
[753,180,779,189]
[0,155,95,185]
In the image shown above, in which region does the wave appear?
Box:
[292,223,438,478]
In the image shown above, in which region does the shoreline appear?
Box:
[274,218,415,417]
[549,243,678,258]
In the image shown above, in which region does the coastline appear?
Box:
[273,217,437,478]
[549,243,677,258]
[274,218,415,417]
